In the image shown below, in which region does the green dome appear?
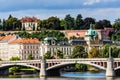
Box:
[44,37,57,41]
[85,24,98,41]
[85,28,98,36]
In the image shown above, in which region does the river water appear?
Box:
[0,72,120,80]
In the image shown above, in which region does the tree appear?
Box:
[5,15,21,31]
[111,46,120,58]
[71,45,88,58]
[83,17,95,29]
[44,51,51,59]
[10,56,20,61]
[75,64,88,72]
[113,18,120,30]
[100,44,110,58]
[88,47,100,58]
[47,16,60,30]
[54,50,64,59]
[60,19,66,30]
[27,53,34,60]
[64,14,75,29]
[75,14,84,29]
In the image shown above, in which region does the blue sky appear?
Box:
[0,0,120,23]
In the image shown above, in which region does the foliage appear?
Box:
[3,15,21,31]
[15,31,67,41]
[100,44,120,58]
[44,51,51,59]
[100,44,110,58]
[10,56,20,61]
[27,53,34,60]
[64,14,75,30]
[54,50,64,59]
[9,66,20,74]
[88,47,100,58]
[71,45,88,58]
[75,64,88,72]
[111,46,120,58]
[75,14,84,29]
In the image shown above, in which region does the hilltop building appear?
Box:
[21,17,40,31]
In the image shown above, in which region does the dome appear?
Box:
[85,28,98,36]
[44,37,57,41]
[85,24,98,41]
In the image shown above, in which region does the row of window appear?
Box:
[22,50,39,54]
[24,45,39,49]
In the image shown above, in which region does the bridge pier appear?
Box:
[106,58,115,77]
[40,58,47,77]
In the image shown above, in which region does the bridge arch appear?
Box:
[47,62,106,71]
[0,63,40,70]
[114,66,120,71]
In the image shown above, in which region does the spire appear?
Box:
[90,24,93,29]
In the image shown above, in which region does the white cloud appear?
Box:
[0,8,120,23]
[83,0,100,5]
[83,0,117,5]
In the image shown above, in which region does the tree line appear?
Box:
[0,14,113,31]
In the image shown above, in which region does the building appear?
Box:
[60,27,113,40]
[9,38,40,60]
[0,35,40,60]
[40,37,75,57]
[0,35,19,60]
[21,17,40,31]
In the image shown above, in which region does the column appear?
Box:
[106,58,115,77]
[40,58,47,77]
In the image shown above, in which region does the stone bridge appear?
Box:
[0,58,119,77]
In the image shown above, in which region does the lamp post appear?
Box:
[109,46,111,58]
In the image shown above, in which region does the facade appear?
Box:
[9,38,40,60]
[0,35,19,60]
[60,27,113,40]
[0,35,40,60]
[40,37,87,58]
[21,17,40,31]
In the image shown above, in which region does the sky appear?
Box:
[0,0,120,23]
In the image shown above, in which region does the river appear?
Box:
[0,72,120,80]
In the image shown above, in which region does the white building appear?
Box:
[0,35,40,60]
[21,17,39,31]
[0,35,19,60]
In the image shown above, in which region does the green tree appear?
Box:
[111,46,120,58]
[100,44,110,58]
[5,15,21,31]
[64,14,75,29]
[71,45,88,58]
[60,19,66,30]
[54,50,64,59]
[75,14,84,29]
[88,47,100,58]
[27,53,34,60]
[83,17,95,29]
[10,56,20,61]
[44,51,51,59]
[47,16,60,30]
[75,64,88,72]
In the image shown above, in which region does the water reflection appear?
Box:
[106,77,114,80]
[40,77,47,80]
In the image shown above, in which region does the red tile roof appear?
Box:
[21,17,40,22]
[0,35,15,41]
[9,38,40,44]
